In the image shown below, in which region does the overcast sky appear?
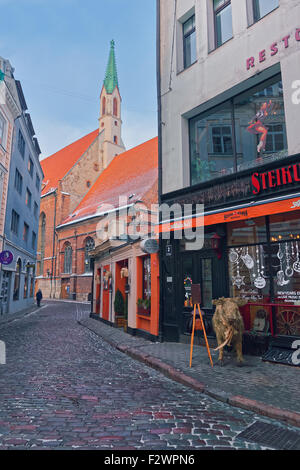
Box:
[0,0,157,159]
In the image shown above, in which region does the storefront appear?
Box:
[91,239,160,341]
[158,69,300,355]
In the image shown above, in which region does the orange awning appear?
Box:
[156,193,300,234]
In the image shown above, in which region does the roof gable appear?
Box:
[61,137,158,225]
[41,129,99,195]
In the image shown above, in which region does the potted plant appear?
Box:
[137,297,151,315]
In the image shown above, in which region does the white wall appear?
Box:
[160,0,300,194]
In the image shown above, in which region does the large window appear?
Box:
[64,244,72,274]
[227,213,300,336]
[213,0,233,48]
[190,75,287,185]
[253,0,279,22]
[183,15,196,69]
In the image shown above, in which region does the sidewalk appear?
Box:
[79,316,300,428]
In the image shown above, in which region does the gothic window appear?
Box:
[113,98,118,117]
[102,96,106,116]
[84,237,95,273]
[114,136,118,145]
[64,244,72,274]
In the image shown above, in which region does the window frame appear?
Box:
[11,209,20,235]
[64,244,73,274]
[252,0,279,23]
[0,113,6,148]
[213,0,233,49]
[18,130,25,158]
[189,73,285,187]
[14,168,23,195]
[84,237,95,273]
[28,156,34,177]
[182,14,196,70]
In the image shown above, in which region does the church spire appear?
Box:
[103,39,119,94]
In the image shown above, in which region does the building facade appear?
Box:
[0,58,43,315]
[158,0,300,358]
[2,78,43,315]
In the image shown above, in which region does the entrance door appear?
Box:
[61,279,71,299]
[180,250,226,339]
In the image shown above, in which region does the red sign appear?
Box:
[247,28,300,70]
[252,163,300,195]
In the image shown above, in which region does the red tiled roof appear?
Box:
[62,137,158,225]
[41,129,99,195]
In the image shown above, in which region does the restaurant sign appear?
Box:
[252,163,300,195]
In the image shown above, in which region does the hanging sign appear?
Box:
[0,251,13,265]
[140,238,159,254]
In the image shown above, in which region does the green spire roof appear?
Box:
[103,39,118,94]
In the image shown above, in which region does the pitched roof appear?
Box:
[61,137,158,226]
[41,129,99,196]
[103,40,119,94]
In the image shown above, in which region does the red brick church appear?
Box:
[36,40,158,302]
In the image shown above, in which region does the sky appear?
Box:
[0,0,157,159]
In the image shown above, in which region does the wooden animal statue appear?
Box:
[212,297,247,366]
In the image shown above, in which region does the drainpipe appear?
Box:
[157,0,164,342]
[50,190,57,298]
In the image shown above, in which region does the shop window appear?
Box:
[269,213,300,243]
[183,14,196,69]
[213,0,233,48]
[253,0,279,23]
[201,259,213,308]
[228,243,270,303]
[227,217,267,246]
[190,75,287,186]
[183,257,193,308]
[23,267,29,298]
[143,256,151,299]
[13,259,22,301]
[84,237,95,273]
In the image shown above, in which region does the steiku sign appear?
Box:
[251,163,300,195]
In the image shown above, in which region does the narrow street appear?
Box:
[0,300,298,451]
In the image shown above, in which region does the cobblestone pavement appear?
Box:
[0,301,299,450]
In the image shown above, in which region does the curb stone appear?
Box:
[78,319,300,429]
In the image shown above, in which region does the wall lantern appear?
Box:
[211,233,222,260]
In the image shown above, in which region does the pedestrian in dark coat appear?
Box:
[36,289,43,307]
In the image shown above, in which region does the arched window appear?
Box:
[113,98,118,117]
[64,244,72,274]
[114,136,118,145]
[102,96,106,116]
[13,259,22,301]
[84,237,95,273]
[37,213,46,275]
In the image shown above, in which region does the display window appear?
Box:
[190,75,287,186]
[227,211,300,336]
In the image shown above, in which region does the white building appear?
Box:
[158,0,300,356]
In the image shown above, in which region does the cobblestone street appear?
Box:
[0,301,299,450]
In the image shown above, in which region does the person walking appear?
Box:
[36,289,43,307]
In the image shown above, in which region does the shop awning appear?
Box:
[156,192,300,234]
